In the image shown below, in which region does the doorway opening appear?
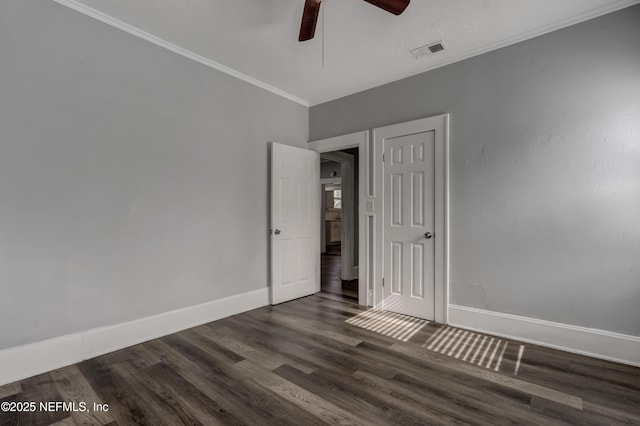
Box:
[308,131,368,306]
[320,152,358,301]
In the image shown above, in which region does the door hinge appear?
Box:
[382,278,385,287]
[382,153,385,162]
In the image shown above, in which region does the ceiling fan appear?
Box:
[299,0,410,42]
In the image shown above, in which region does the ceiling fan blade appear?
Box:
[299,0,321,42]
[362,0,410,15]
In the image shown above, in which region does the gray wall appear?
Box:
[310,6,640,336]
[0,0,308,350]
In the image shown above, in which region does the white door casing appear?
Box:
[374,115,449,323]
[270,142,320,305]
[383,131,436,319]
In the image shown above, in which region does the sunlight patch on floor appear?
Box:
[423,326,525,373]
[345,310,428,342]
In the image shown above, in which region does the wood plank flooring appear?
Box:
[321,249,358,301]
[1,257,639,425]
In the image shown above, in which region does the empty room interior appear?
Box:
[1,0,639,424]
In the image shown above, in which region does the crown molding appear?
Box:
[308,0,640,106]
[52,0,309,107]
[52,0,639,107]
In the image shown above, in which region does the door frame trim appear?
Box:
[309,131,369,306]
[372,114,450,324]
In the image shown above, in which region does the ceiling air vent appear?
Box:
[410,41,446,59]
[409,45,430,59]
[428,42,446,54]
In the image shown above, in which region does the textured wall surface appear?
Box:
[310,5,640,335]
[0,0,308,350]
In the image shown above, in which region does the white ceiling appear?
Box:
[56,0,639,106]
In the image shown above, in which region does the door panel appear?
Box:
[271,143,319,304]
[412,172,424,226]
[383,131,436,319]
[411,242,424,298]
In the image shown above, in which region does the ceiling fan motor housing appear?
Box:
[298,0,410,42]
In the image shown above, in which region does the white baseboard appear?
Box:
[448,304,640,367]
[0,288,269,386]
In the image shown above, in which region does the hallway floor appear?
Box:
[321,244,358,301]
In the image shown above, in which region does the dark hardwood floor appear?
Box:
[321,244,358,301]
[2,280,639,424]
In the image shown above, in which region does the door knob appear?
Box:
[424,232,432,239]
[274,229,281,235]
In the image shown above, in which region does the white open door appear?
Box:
[270,142,320,304]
